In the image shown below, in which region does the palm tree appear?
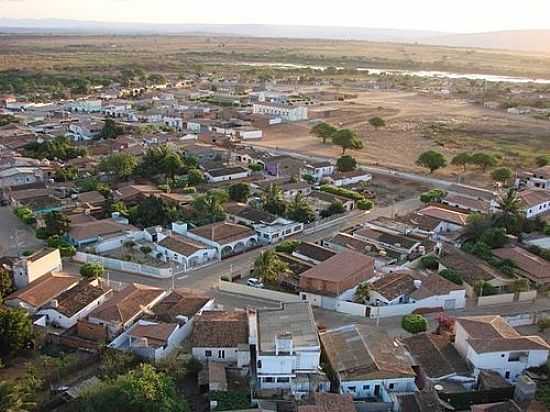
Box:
[262,184,287,216]
[193,190,228,223]
[496,188,522,233]
[252,250,289,284]
[287,193,316,223]
[353,282,371,304]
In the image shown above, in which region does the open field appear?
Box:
[253,90,550,184]
[2,34,550,78]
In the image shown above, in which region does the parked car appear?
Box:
[247,278,264,288]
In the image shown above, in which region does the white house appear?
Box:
[156,228,218,272]
[253,302,323,398]
[204,166,250,183]
[454,315,550,383]
[320,324,417,405]
[37,280,112,329]
[236,126,263,140]
[163,115,184,131]
[65,99,102,113]
[526,166,550,189]
[330,170,372,187]
[252,103,308,122]
[12,248,62,289]
[518,188,550,219]
[304,161,335,182]
[184,221,258,258]
[67,120,102,141]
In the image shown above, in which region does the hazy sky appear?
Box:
[2,0,550,33]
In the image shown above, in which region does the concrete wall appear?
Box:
[74,252,173,278]
[518,290,537,302]
[219,280,301,303]
[477,293,515,306]
[14,248,62,289]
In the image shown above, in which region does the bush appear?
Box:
[419,188,447,203]
[275,240,302,254]
[15,207,35,224]
[420,255,439,270]
[210,391,250,411]
[80,262,105,280]
[35,227,49,240]
[320,185,365,201]
[439,269,463,285]
[140,245,152,254]
[182,187,197,194]
[357,199,374,210]
[248,163,263,172]
[401,314,427,334]
[479,228,508,249]
[47,235,76,257]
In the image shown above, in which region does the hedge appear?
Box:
[357,199,374,210]
[320,185,365,201]
[402,314,427,334]
[439,269,463,285]
[420,255,439,270]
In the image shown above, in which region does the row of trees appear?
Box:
[311,123,364,154]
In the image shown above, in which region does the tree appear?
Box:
[320,201,345,218]
[310,122,337,144]
[99,118,124,139]
[262,184,287,216]
[439,269,463,285]
[336,155,357,172]
[192,190,228,224]
[491,167,513,185]
[471,152,497,172]
[464,213,495,241]
[420,189,447,203]
[496,188,522,234]
[99,153,138,181]
[401,314,427,334]
[274,240,301,254]
[162,152,183,180]
[0,381,36,412]
[416,150,447,174]
[44,210,70,237]
[368,116,386,129]
[357,199,374,210]
[302,174,315,184]
[0,308,33,358]
[228,182,251,202]
[479,227,508,249]
[79,363,188,412]
[353,283,370,304]
[129,197,177,228]
[187,168,205,186]
[287,193,316,223]
[451,152,473,172]
[0,269,14,303]
[420,255,439,270]
[252,250,289,284]
[80,263,105,280]
[332,129,363,154]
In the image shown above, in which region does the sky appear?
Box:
[1,0,550,33]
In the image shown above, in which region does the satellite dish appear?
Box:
[434,384,444,391]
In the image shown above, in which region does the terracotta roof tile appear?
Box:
[6,272,79,308]
[191,311,248,348]
[189,222,255,244]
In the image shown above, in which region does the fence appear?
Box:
[368,302,420,319]
[477,293,515,306]
[74,252,173,279]
[218,280,301,303]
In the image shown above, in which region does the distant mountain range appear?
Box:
[1,18,549,54]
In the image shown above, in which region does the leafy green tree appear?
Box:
[332,129,363,154]
[44,211,70,237]
[416,150,447,174]
[262,184,287,216]
[311,122,337,144]
[287,193,316,223]
[99,153,138,181]
[336,155,357,172]
[464,213,495,241]
[491,167,513,185]
[420,255,439,270]
[439,269,463,285]
[471,152,497,172]
[228,182,251,202]
[320,201,345,218]
[274,240,302,254]
[0,381,36,412]
[99,118,124,139]
[302,174,315,184]
[80,263,105,280]
[451,152,473,172]
[353,283,370,304]
[496,188,522,234]
[368,116,386,129]
[129,197,177,228]
[357,199,374,210]
[192,190,228,224]
[419,188,447,203]
[252,250,289,284]
[401,314,427,334]
[0,308,33,358]
[162,152,183,180]
[474,281,498,296]
[0,269,14,303]
[23,136,86,161]
[479,227,508,249]
[187,168,205,186]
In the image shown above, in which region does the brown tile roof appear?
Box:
[418,205,469,226]
[151,289,211,322]
[533,165,550,179]
[354,227,419,249]
[370,272,417,301]
[493,247,550,283]
[77,191,105,204]
[457,315,550,353]
[158,234,210,257]
[6,272,79,308]
[10,188,50,201]
[68,213,97,224]
[411,273,464,300]
[294,242,336,262]
[439,246,500,284]
[89,284,164,324]
[443,194,490,212]
[191,310,249,348]
[300,250,375,283]
[406,213,443,232]
[113,184,161,201]
[519,189,550,208]
[224,202,278,224]
[326,233,369,252]
[189,222,255,244]
[46,281,110,317]
[298,393,356,412]
[320,324,415,381]
[129,322,177,347]
[69,218,137,242]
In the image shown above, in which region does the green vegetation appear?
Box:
[99,118,124,139]
[357,199,374,210]
[129,196,179,228]
[0,269,14,304]
[320,185,365,201]
[287,193,316,223]
[491,167,513,185]
[210,391,250,411]
[0,308,33,359]
[471,152,497,172]
[353,282,370,304]
[43,210,70,237]
[275,240,302,254]
[439,269,463,285]
[191,190,228,225]
[80,263,105,280]
[420,255,439,270]
[474,281,498,296]
[24,136,86,161]
[368,116,386,129]
[47,235,77,257]
[262,184,287,216]
[252,250,289,284]
[420,188,447,203]
[320,201,346,218]
[14,207,35,225]
[99,153,138,181]
[401,314,427,334]
[336,155,357,172]
[228,182,251,203]
[0,114,19,126]
[311,122,337,144]
[416,150,447,174]
[332,129,364,154]
[451,152,473,172]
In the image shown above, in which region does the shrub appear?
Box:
[402,314,427,334]
[248,163,263,172]
[475,281,498,296]
[357,199,374,210]
[182,187,197,194]
[275,240,301,254]
[80,263,105,280]
[479,228,508,249]
[420,255,439,270]
[320,185,365,201]
[419,188,447,203]
[439,269,463,285]
[140,246,152,254]
[22,250,33,257]
[35,227,49,240]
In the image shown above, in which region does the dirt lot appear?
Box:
[252,90,550,186]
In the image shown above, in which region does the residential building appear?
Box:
[442,193,491,213]
[416,205,469,231]
[191,310,250,365]
[493,247,550,286]
[526,165,550,189]
[0,156,53,189]
[254,302,322,397]
[156,233,218,271]
[37,280,112,329]
[292,242,336,265]
[204,166,250,183]
[66,217,141,252]
[297,392,356,412]
[112,184,162,205]
[264,155,306,178]
[353,226,426,261]
[320,325,417,402]
[329,170,372,187]
[304,161,335,182]
[454,315,550,383]
[12,247,62,289]
[308,190,355,213]
[518,188,550,219]
[252,103,308,122]
[65,99,102,113]
[185,221,258,258]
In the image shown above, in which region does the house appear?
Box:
[112,184,162,205]
[76,190,106,207]
[252,103,308,122]
[320,324,416,402]
[367,271,466,313]
[403,333,474,388]
[526,165,550,189]
[442,193,491,213]
[304,161,335,182]
[322,233,370,254]
[191,310,250,365]
[12,248,62,289]
[454,315,550,383]
[156,233,218,272]
[0,156,53,188]
[297,392,356,412]
[493,247,550,286]
[67,119,102,141]
[264,155,306,178]
[292,242,336,265]
[353,226,425,261]
[308,190,355,213]
[253,302,323,397]
[185,222,258,258]
[37,280,112,329]
[4,272,79,313]
[518,188,550,219]
[416,205,469,230]
[280,181,312,200]
[87,284,167,338]
[224,202,304,243]
[299,250,375,304]
[236,126,263,140]
[65,99,102,113]
[204,166,250,183]
[329,170,372,187]
[67,217,141,252]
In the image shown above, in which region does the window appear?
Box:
[218,350,225,359]
[277,377,290,383]
[348,386,356,392]
[505,371,510,379]
[205,350,212,357]
[388,383,395,390]
[363,385,370,390]
[264,377,274,383]
[257,360,262,369]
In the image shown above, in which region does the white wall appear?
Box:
[339,377,416,400]
[192,347,239,362]
[37,292,110,329]
[469,349,549,383]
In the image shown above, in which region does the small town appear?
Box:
[1,3,550,412]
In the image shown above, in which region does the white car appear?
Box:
[247,278,264,288]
